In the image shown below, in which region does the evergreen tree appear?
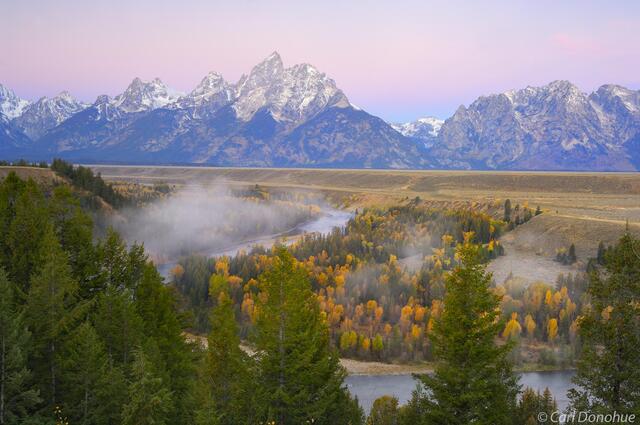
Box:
[25,226,85,409]
[0,268,41,424]
[516,387,557,425]
[6,180,48,291]
[60,322,111,425]
[568,243,577,264]
[504,199,512,223]
[409,242,519,425]
[196,285,253,425]
[135,263,197,424]
[122,348,173,425]
[93,286,144,367]
[568,233,640,415]
[0,173,25,273]
[254,248,362,424]
[596,241,606,265]
[48,186,97,294]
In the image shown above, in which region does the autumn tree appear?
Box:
[367,395,400,425]
[568,232,640,415]
[407,242,519,424]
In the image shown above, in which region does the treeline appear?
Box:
[0,159,48,168]
[50,158,127,208]
[0,172,363,424]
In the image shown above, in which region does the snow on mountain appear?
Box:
[172,72,235,114]
[392,117,444,139]
[233,52,349,124]
[434,81,640,170]
[111,78,182,113]
[0,84,30,119]
[13,91,89,140]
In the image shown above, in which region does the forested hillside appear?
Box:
[0,172,362,424]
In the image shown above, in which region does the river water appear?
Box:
[346,370,575,415]
[157,206,353,279]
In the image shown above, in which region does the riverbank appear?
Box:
[340,357,573,376]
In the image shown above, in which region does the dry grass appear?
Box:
[90,165,640,269]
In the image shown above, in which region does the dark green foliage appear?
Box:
[254,248,363,424]
[405,244,519,424]
[568,233,640,416]
[0,269,41,425]
[5,179,48,290]
[122,348,174,425]
[504,199,512,222]
[60,322,113,425]
[25,225,85,409]
[0,173,197,423]
[195,286,253,425]
[556,243,578,265]
[50,158,127,208]
[516,387,557,425]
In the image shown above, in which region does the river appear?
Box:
[157,206,353,279]
[346,370,576,414]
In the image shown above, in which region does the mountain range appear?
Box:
[1,52,639,170]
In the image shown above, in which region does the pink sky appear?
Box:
[1,0,639,121]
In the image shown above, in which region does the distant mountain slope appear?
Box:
[1,57,640,170]
[19,52,426,168]
[430,81,640,170]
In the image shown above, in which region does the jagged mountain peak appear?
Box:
[392,116,444,138]
[233,53,349,123]
[0,83,30,119]
[111,77,182,113]
[12,90,88,140]
[185,72,234,105]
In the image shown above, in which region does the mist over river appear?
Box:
[156,205,353,279]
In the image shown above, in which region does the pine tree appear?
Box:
[0,268,41,424]
[504,199,512,223]
[410,242,519,425]
[93,286,144,367]
[122,348,173,425]
[135,263,197,424]
[568,233,640,415]
[516,387,557,425]
[6,179,49,292]
[60,322,111,425]
[25,225,85,409]
[48,186,97,294]
[568,243,577,264]
[254,248,362,425]
[195,285,253,425]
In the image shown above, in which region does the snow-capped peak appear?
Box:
[392,116,444,138]
[232,53,349,123]
[0,83,30,119]
[111,77,182,113]
[12,90,89,140]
